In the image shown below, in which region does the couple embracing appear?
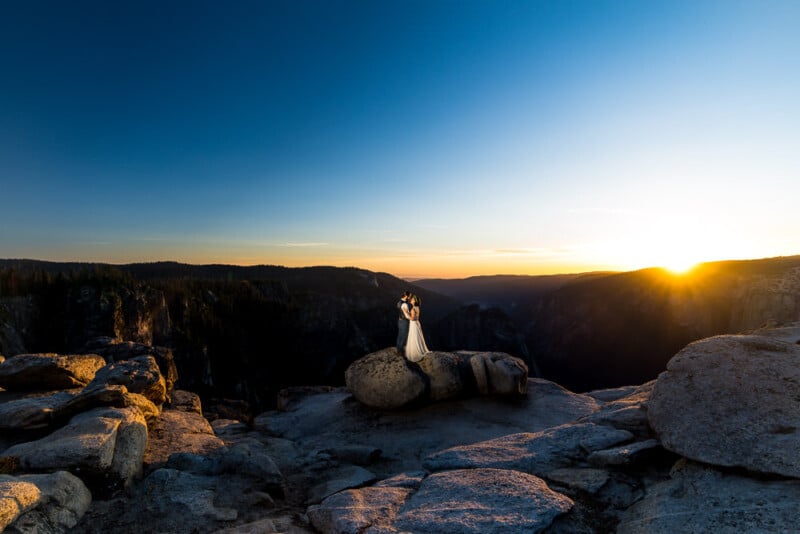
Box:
[396,291,430,362]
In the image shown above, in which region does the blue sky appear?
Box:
[2,0,799,278]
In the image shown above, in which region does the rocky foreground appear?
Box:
[1,326,800,533]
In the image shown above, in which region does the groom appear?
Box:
[396,291,412,356]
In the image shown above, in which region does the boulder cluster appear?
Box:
[345,348,529,409]
[0,338,283,533]
[1,326,799,533]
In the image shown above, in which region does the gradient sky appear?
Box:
[2,0,799,278]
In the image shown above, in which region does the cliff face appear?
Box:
[0,262,463,409]
[0,285,170,355]
[427,304,535,374]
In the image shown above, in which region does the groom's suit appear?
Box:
[396,298,410,355]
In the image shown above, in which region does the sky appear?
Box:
[1,0,799,279]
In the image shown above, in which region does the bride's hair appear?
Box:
[411,294,421,306]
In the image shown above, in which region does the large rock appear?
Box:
[618,460,800,533]
[648,334,800,477]
[579,380,654,437]
[423,423,633,476]
[344,348,529,409]
[144,409,225,469]
[416,351,465,400]
[0,353,106,391]
[2,406,147,493]
[307,465,376,504]
[85,355,167,406]
[140,468,237,521]
[82,337,178,401]
[394,468,573,534]
[0,391,77,431]
[463,351,528,396]
[217,438,284,489]
[171,389,203,414]
[345,348,429,409]
[0,384,160,433]
[61,384,160,425]
[308,486,413,533]
[3,471,92,533]
[0,476,41,531]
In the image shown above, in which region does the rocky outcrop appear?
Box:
[618,460,800,533]
[345,348,528,409]
[0,341,198,532]
[648,332,800,477]
[4,325,800,533]
[3,406,147,493]
[0,353,106,391]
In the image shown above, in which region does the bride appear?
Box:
[405,294,430,362]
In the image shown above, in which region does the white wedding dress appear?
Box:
[405,307,429,362]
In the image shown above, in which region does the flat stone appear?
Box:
[0,391,76,431]
[546,468,610,494]
[307,465,376,504]
[374,471,427,490]
[585,385,641,403]
[394,468,573,534]
[588,439,661,467]
[308,486,413,533]
[0,353,106,391]
[218,438,283,489]
[618,460,800,533]
[141,468,237,522]
[423,423,633,476]
[144,409,225,469]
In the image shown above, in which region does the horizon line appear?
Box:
[3,253,800,281]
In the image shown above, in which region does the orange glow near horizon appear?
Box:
[13,241,798,280]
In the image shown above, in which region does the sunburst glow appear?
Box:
[663,259,698,275]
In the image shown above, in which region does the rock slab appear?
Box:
[0,353,106,391]
[423,423,633,476]
[394,468,573,534]
[618,460,800,533]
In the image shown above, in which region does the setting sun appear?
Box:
[663,260,698,275]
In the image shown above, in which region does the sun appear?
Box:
[663,260,698,275]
